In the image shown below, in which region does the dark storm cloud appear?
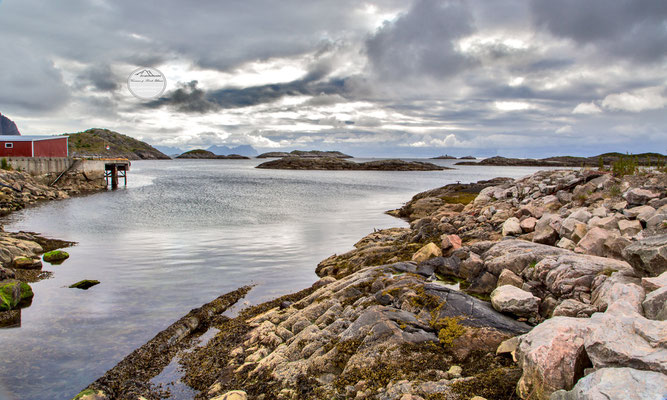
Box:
[530,0,667,62]
[79,64,119,92]
[147,59,351,113]
[366,0,474,80]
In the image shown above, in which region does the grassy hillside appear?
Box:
[66,128,170,160]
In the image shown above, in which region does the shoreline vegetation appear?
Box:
[0,168,107,327]
[76,167,666,400]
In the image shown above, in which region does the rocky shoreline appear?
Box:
[0,169,106,327]
[256,157,451,171]
[77,168,666,400]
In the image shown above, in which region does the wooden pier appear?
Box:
[103,159,130,189]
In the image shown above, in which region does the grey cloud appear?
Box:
[366,0,474,80]
[530,0,667,62]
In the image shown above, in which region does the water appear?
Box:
[0,158,555,400]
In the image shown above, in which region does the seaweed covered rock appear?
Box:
[69,280,100,290]
[0,280,33,311]
[43,250,69,263]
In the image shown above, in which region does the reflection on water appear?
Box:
[0,158,557,399]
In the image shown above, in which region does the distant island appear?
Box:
[256,157,450,171]
[456,152,667,167]
[67,128,170,160]
[256,150,352,158]
[431,155,476,160]
[176,149,249,159]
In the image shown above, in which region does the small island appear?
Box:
[176,149,249,159]
[431,154,456,159]
[256,150,352,158]
[456,153,666,167]
[256,157,451,171]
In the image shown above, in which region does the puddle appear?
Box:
[150,327,220,399]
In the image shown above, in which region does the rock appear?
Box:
[637,207,657,225]
[568,208,592,223]
[211,390,248,400]
[590,206,607,218]
[69,280,100,290]
[552,299,596,318]
[516,317,591,399]
[459,252,483,279]
[441,234,462,251]
[560,218,588,242]
[587,215,619,231]
[622,234,667,276]
[533,224,560,246]
[520,217,537,233]
[483,240,569,276]
[257,157,449,171]
[550,367,667,400]
[641,271,667,292]
[71,389,109,400]
[623,205,655,219]
[0,280,33,311]
[497,269,523,288]
[575,227,614,257]
[623,188,659,205]
[43,250,69,263]
[0,266,15,280]
[642,286,667,320]
[496,336,519,360]
[502,217,523,236]
[585,302,667,374]
[618,219,642,237]
[490,285,540,317]
[556,238,576,250]
[12,256,42,270]
[447,365,462,378]
[591,273,645,313]
[411,242,442,263]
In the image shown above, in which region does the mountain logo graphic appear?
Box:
[127,67,167,100]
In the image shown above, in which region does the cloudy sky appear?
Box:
[0,0,665,157]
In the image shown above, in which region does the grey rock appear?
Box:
[618,219,642,237]
[497,269,523,288]
[585,301,667,374]
[623,205,655,219]
[550,367,667,400]
[483,240,569,276]
[459,252,483,280]
[624,188,660,205]
[642,286,667,320]
[552,299,596,318]
[490,285,540,317]
[641,271,667,292]
[502,217,523,236]
[622,234,667,277]
[591,273,645,313]
[568,208,592,223]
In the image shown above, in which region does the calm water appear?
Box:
[0,158,554,400]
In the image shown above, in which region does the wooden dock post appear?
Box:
[104,159,130,189]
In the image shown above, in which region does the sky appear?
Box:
[0,0,666,157]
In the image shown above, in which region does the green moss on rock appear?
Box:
[72,389,107,400]
[69,280,100,290]
[43,250,69,263]
[0,280,33,311]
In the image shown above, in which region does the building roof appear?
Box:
[0,135,68,142]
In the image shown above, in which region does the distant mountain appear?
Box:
[67,128,170,160]
[206,144,258,157]
[153,145,184,156]
[0,113,20,136]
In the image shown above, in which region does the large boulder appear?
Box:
[622,234,667,277]
[516,317,591,399]
[550,367,667,400]
[623,188,660,206]
[584,302,667,374]
[575,227,615,257]
[490,285,540,317]
[411,242,442,263]
[552,299,596,318]
[591,273,645,313]
[483,240,569,276]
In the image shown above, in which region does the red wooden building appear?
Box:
[0,136,69,158]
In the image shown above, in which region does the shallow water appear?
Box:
[0,158,557,399]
